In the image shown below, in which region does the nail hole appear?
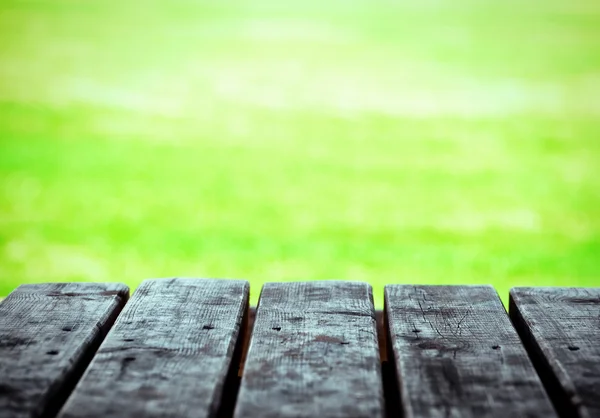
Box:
[492,345,500,350]
[62,326,73,332]
[568,346,580,351]
[340,342,350,345]
[123,357,136,362]
[123,338,134,342]
[203,325,214,330]
[412,329,421,333]
[272,327,282,331]
[46,350,59,355]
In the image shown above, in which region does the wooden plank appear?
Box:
[385,285,556,418]
[234,281,384,418]
[510,287,600,418]
[0,282,129,418]
[58,278,249,418]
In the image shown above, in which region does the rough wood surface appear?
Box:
[510,287,600,418]
[234,281,384,418]
[0,282,129,418]
[58,278,249,418]
[386,285,556,418]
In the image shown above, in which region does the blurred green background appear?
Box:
[1,0,599,306]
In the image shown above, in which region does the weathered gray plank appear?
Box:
[0,282,129,418]
[385,285,556,418]
[58,278,249,418]
[510,287,600,418]
[234,281,384,418]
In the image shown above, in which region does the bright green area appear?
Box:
[1,0,599,306]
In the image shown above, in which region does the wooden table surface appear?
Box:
[1,280,598,418]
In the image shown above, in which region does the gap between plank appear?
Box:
[216,302,252,418]
[509,296,570,418]
[44,290,129,418]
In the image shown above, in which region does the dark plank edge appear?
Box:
[0,283,129,418]
[381,308,402,418]
[202,279,250,418]
[238,307,257,376]
[509,288,598,418]
[383,287,421,418]
[216,290,250,418]
[509,292,565,416]
[43,289,129,418]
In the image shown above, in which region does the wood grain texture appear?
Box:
[386,285,556,418]
[234,281,384,418]
[0,282,129,418]
[510,287,600,418]
[58,278,249,418]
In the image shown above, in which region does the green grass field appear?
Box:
[1,0,599,306]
